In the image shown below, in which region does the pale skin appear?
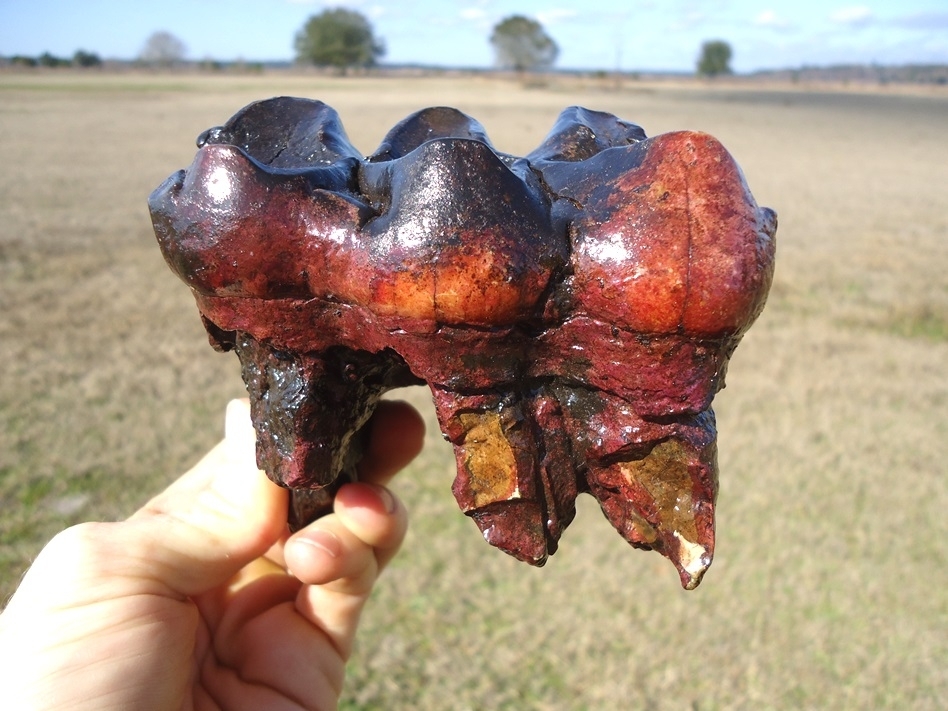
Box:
[0,398,425,711]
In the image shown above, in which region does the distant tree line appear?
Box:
[293,9,726,78]
[4,49,102,68]
[0,31,187,69]
[3,14,742,78]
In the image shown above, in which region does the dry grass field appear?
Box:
[1,71,946,709]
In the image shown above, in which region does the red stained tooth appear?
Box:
[150,99,775,589]
[553,131,776,338]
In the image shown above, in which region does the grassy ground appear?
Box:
[1,71,946,709]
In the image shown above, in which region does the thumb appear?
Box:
[124,399,289,597]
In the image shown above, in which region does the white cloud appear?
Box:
[460,7,487,21]
[753,10,791,29]
[668,9,707,31]
[458,4,495,32]
[536,8,579,26]
[829,6,874,27]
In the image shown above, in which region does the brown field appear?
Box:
[1,72,946,709]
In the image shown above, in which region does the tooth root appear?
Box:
[439,401,547,564]
[529,393,578,547]
[673,531,713,590]
[586,424,718,589]
[434,391,580,565]
[473,501,549,566]
[233,334,412,530]
[451,409,525,510]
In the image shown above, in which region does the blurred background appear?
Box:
[1,1,946,709]
[3,0,948,77]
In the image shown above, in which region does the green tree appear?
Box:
[38,52,69,68]
[73,49,102,68]
[139,31,187,66]
[490,15,558,72]
[10,55,38,67]
[294,9,385,69]
[697,40,733,77]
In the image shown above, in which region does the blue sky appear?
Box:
[2,0,947,72]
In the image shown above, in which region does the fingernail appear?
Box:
[369,484,397,514]
[298,528,341,558]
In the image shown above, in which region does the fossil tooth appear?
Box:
[149,99,775,588]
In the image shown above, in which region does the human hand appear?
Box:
[0,398,425,710]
